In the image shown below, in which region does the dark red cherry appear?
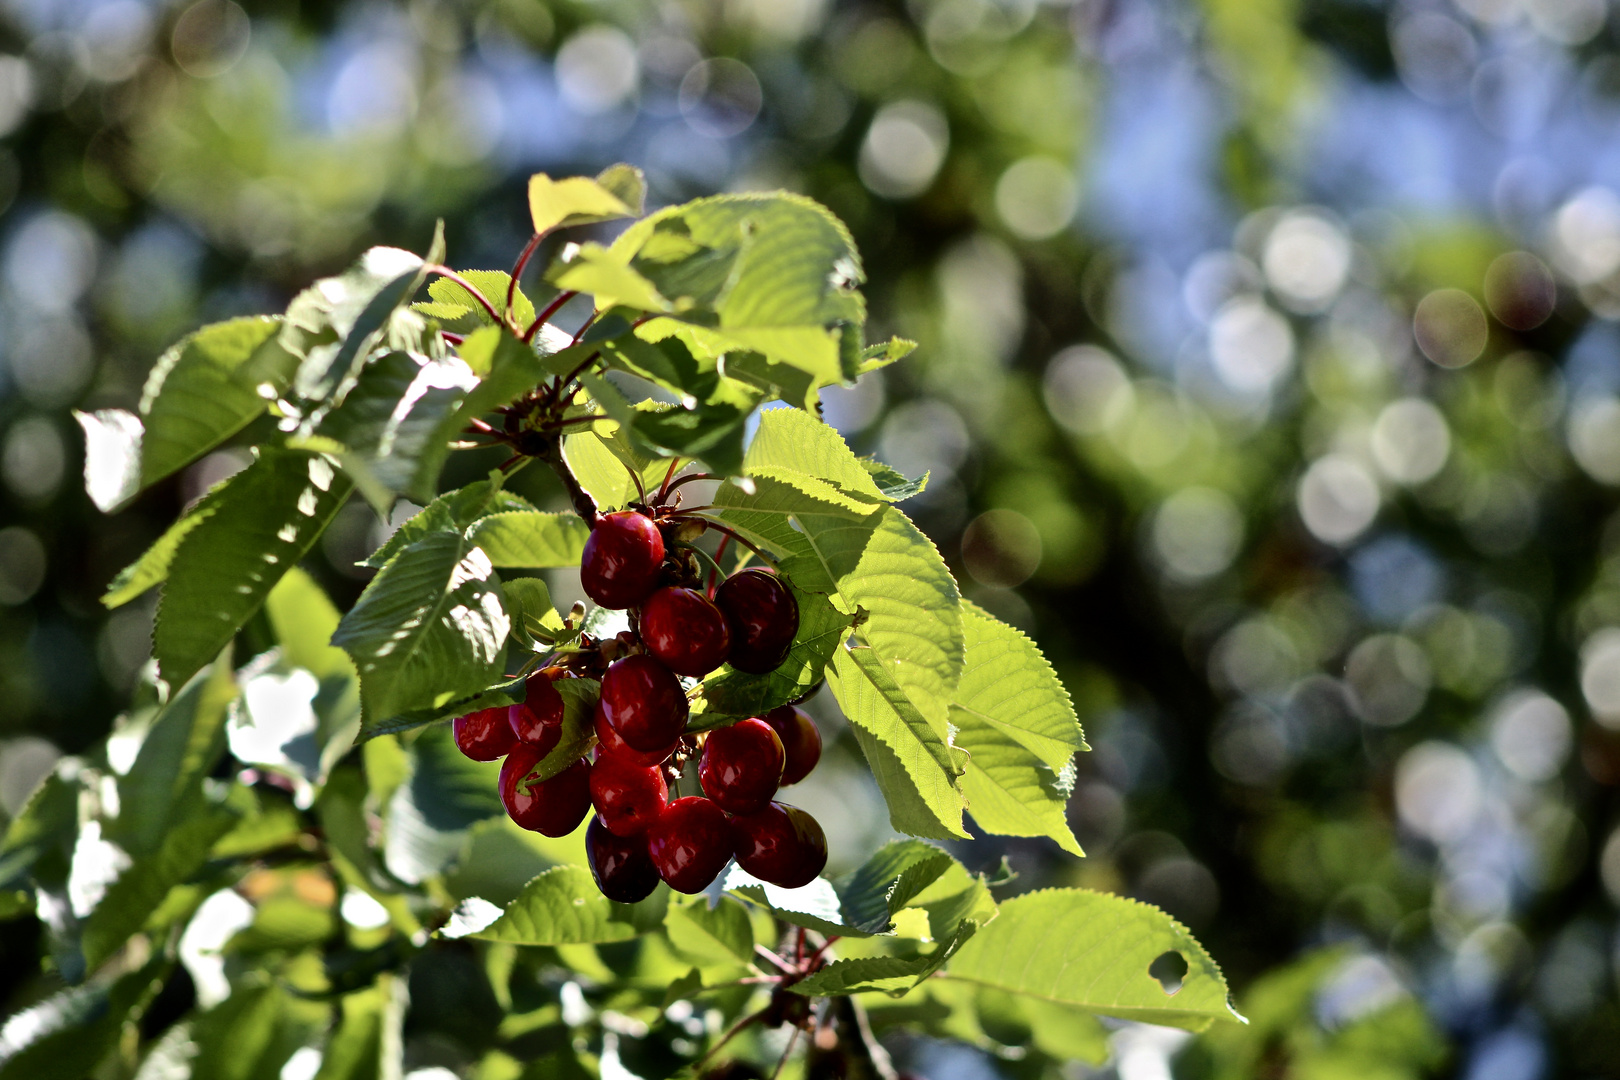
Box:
[731,802,827,889]
[508,671,564,744]
[580,510,665,609]
[698,717,784,816]
[763,705,821,786]
[586,816,660,903]
[640,587,732,678]
[715,569,799,674]
[589,753,669,836]
[599,654,688,753]
[500,748,591,837]
[646,796,733,894]
[594,705,678,767]
[454,706,518,761]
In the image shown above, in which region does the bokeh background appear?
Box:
[4,0,1620,1076]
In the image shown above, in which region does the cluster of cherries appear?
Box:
[453,508,829,901]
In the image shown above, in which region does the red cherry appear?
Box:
[640,587,732,678]
[763,705,821,786]
[589,753,669,837]
[586,816,661,903]
[599,654,688,753]
[698,718,784,816]
[509,671,564,744]
[715,569,799,674]
[580,510,665,609]
[453,706,517,761]
[731,802,827,889]
[646,796,733,894]
[500,748,591,837]
[593,705,678,767]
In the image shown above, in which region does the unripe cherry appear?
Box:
[594,705,679,768]
[715,569,799,674]
[508,670,565,744]
[731,802,827,889]
[763,705,821,786]
[586,816,661,903]
[500,747,591,837]
[698,717,784,816]
[599,654,688,753]
[646,796,733,894]
[589,753,669,837]
[454,706,517,761]
[580,510,665,609]
[640,587,732,677]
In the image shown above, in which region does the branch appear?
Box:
[425,264,503,325]
[524,290,579,343]
[507,232,543,327]
[538,439,599,527]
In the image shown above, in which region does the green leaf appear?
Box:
[743,408,887,502]
[362,479,536,569]
[0,769,77,891]
[503,576,564,646]
[689,584,850,726]
[101,462,240,609]
[154,449,353,690]
[941,889,1244,1030]
[665,895,755,966]
[469,512,590,568]
[0,954,169,1079]
[551,243,670,313]
[111,653,236,857]
[357,671,528,742]
[860,337,917,374]
[314,978,400,1080]
[830,644,967,840]
[791,920,979,996]
[562,429,675,511]
[74,408,144,514]
[951,602,1086,855]
[415,270,535,330]
[264,566,353,681]
[80,798,238,970]
[471,865,666,945]
[725,840,960,939]
[332,529,509,729]
[286,245,432,404]
[521,676,599,784]
[529,168,644,235]
[858,457,928,501]
[137,316,291,489]
[382,724,502,884]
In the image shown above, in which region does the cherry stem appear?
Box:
[441,331,465,345]
[770,1024,802,1080]
[555,350,603,397]
[523,290,578,343]
[675,540,725,587]
[755,944,797,974]
[624,456,648,504]
[660,472,720,502]
[507,232,543,323]
[657,458,681,501]
[667,515,776,568]
[694,1007,765,1071]
[425,264,503,325]
[805,936,840,968]
[707,533,731,597]
[570,309,601,345]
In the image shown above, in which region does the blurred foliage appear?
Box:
[3,0,1620,1076]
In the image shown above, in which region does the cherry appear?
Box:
[763,705,821,786]
[508,670,564,744]
[500,748,591,837]
[640,587,732,678]
[715,569,799,674]
[731,802,827,889]
[646,796,733,893]
[594,705,679,768]
[586,816,661,904]
[580,510,665,609]
[589,753,669,836]
[698,717,784,816]
[453,706,517,761]
[599,654,688,753]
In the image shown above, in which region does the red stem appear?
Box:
[507,232,542,324]
[570,310,601,345]
[708,533,731,598]
[523,290,578,343]
[657,458,681,501]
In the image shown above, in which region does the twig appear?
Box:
[661,472,720,502]
[425,264,503,325]
[755,944,797,974]
[694,1007,766,1072]
[555,350,604,397]
[665,515,775,568]
[770,1024,802,1080]
[570,310,601,345]
[539,440,599,527]
[507,232,543,326]
[523,290,579,343]
[831,996,897,1080]
[657,458,682,501]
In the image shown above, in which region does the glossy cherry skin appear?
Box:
[594,705,679,768]
[731,802,827,889]
[580,510,666,609]
[508,671,564,745]
[715,569,799,674]
[500,747,591,837]
[589,753,669,837]
[698,718,784,815]
[586,816,661,903]
[640,587,732,678]
[599,654,689,753]
[646,796,734,894]
[763,705,822,786]
[454,706,518,761]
